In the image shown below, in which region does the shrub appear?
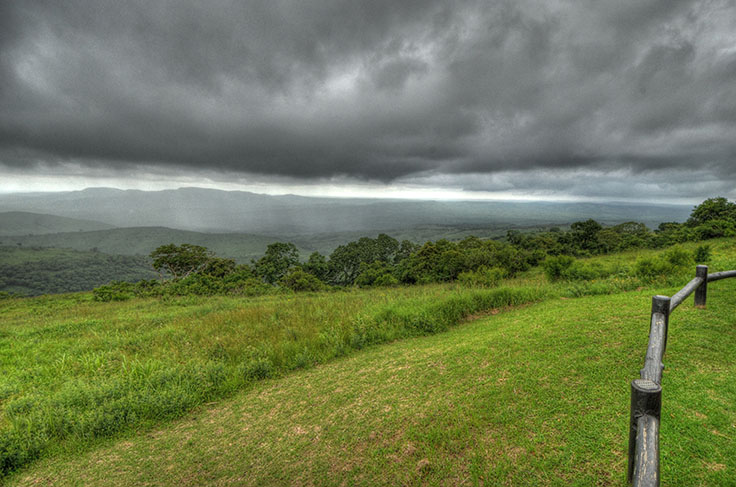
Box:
[694,244,711,264]
[134,279,164,297]
[222,266,270,296]
[543,255,576,281]
[458,266,504,287]
[355,261,397,287]
[166,274,223,296]
[663,245,693,268]
[634,258,667,280]
[224,277,271,296]
[692,219,736,240]
[373,273,399,287]
[279,268,325,292]
[634,247,692,282]
[562,262,599,281]
[92,281,134,302]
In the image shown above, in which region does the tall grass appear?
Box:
[2,237,734,477]
[0,285,545,476]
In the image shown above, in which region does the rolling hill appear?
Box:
[0,211,115,236]
[1,227,287,263]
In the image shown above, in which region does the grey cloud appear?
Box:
[1,0,735,191]
[402,167,736,203]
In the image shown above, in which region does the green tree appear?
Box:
[394,240,419,264]
[694,219,736,239]
[506,230,524,246]
[687,197,736,227]
[373,234,399,262]
[327,235,399,285]
[328,241,363,285]
[303,252,329,282]
[253,242,300,285]
[354,261,396,287]
[399,240,462,283]
[201,257,237,278]
[150,244,213,279]
[570,219,603,253]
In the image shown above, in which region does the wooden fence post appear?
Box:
[651,295,670,355]
[694,265,708,308]
[628,379,662,484]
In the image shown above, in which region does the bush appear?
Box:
[166,274,224,296]
[634,247,692,282]
[543,256,623,282]
[222,266,269,296]
[562,263,599,281]
[373,273,399,287]
[279,268,325,292]
[92,281,134,302]
[355,261,398,287]
[543,255,576,281]
[694,244,711,264]
[225,277,271,296]
[134,279,164,297]
[458,266,504,287]
[693,220,736,240]
[663,245,693,268]
[634,258,667,280]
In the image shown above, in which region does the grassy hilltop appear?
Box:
[2,238,736,485]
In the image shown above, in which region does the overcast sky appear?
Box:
[1,0,735,202]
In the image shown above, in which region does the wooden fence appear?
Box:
[627,265,736,486]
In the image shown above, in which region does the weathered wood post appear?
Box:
[651,295,670,355]
[694,265,708,308]
[627,378,662,485]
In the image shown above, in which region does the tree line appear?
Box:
[92,197,736,301]
[0,248,157,297]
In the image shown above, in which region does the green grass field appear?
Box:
[2,239,735,485]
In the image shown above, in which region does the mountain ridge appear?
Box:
[0,187,693,235]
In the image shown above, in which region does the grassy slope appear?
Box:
[8,281,736,486]
[0,284,544,477]
[2,239,736,485]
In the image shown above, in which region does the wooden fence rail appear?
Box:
[627,265,736,486]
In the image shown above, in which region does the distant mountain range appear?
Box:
[0,187,693,236]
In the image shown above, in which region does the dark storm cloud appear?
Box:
[1,0,735,185]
